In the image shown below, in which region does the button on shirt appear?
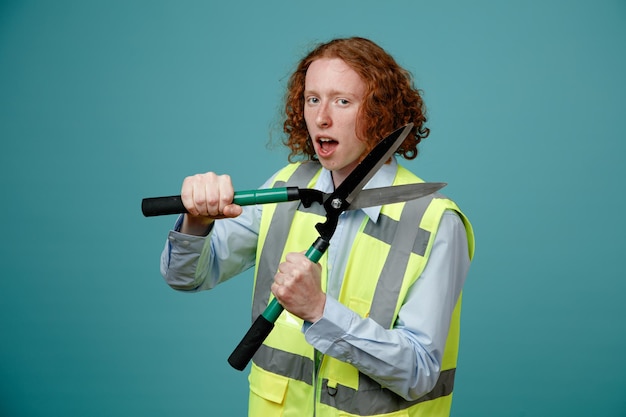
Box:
[161,158,470,401]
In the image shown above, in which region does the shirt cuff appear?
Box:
[167,229,207,252]
[303,296,358,354]
[163,224,211,290]
[167,214,213,255]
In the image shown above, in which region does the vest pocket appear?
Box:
[249,362,289,404]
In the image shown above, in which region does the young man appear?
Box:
[161,37,475,416]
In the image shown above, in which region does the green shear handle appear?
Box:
[141,187,301,217]
[227,237,329,370]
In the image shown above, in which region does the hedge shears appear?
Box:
[141,123,446,370]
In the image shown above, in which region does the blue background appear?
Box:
[1,1,625,416]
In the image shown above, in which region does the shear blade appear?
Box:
[348,182,447,210]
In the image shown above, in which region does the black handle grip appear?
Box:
[227,314,274,371]
[141,196,186,217]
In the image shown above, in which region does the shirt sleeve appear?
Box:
[160,203,262,291]
[160,173,281,291]
[303,210,471,401]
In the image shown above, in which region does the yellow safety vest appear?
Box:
[247,162,475,417]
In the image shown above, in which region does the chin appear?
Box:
[318,160,337,171]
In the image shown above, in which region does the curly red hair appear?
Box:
[283,37,429,161]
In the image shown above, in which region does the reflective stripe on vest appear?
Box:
[251,161,322,322]
[366,195,433,328]
[253,342,456,414]
[320,369,456,415]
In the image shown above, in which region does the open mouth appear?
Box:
[317,138,338,155]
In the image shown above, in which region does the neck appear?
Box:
[329,163,359,188]
[330,171,344,189]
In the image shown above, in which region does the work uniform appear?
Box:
[161,159,474,417]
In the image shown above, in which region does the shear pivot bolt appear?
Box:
[331,198,343,209]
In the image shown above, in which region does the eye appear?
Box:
[306,96,319,105]
[338,98,350,106]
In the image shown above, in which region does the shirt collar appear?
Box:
[314,157,398,224]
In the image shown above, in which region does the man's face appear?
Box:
[304,57,368,186]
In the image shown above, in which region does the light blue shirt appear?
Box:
[161,158,471,401]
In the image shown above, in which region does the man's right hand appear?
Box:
[179,172,243,235]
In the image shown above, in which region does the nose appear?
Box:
[316,103,331,128]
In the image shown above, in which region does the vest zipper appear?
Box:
[313,349,323,416]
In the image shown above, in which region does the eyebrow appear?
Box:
[303,88,359,99]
